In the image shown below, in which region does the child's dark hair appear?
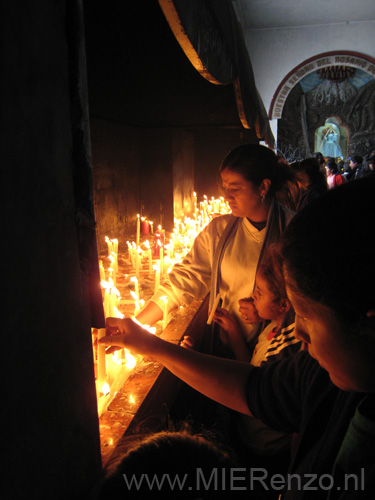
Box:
[258,244,289,304]
[98,428,240,499]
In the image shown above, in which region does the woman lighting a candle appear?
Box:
[136,144,295,346]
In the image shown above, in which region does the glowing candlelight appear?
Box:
[125,351,137,370]
[105,236,113,255]
[130,276,139,298]
[136,214,140,246]
[101,278,120,318]
[161,295,169,330]
[135,250,140,278]
[159,244,164,275]
[145,240,153,274]
[100,381,110,396]
[127,241,135,267]
[141,216,149,234]
[99,259,105,281]
[154,262,160,293]
[97,327,107,386]
[130,290,140,316]
[149,220,153,234]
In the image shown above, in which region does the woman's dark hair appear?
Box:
[294,157,328,195]
[312,151,325,165]
[281,177,375,331]
[337,159,345,173]
[218,143,290,197]
[326,158,338,174]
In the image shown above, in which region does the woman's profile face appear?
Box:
[286,280,375,393]
[220,168,266,220]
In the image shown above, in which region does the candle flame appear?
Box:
[113,306,124,318]
[100,382,110,396]
[125,351,137,369]
[130,290,139,301]
[131,316,157,335]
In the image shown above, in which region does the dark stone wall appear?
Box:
[278,77,375,161]
[90,120,256,253]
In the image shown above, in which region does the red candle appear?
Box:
[141,217,150,235]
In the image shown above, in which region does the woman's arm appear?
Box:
[135,300,163,325]
[100,317,253,416]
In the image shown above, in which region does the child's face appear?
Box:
[252,271,283,322]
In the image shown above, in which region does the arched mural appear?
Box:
[272,51,375,161]
[270,51,375,120]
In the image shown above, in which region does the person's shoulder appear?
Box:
[276,201,296,224]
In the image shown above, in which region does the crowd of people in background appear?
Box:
[275,148,375,214]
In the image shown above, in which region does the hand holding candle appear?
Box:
[207,293,222,324]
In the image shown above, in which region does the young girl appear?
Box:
[213,244,302,366]
[212,245,303,467]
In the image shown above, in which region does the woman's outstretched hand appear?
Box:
[99,317,157,356]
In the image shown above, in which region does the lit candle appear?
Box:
[154,263,160,293]
[141,217,149,234]
[161,295,169,330]
[207,293,221,325]
[102,281,110,318]
[135,249,140,278]
[145,240,153,274]
[99,260,105,281]
[149,220,153,234]
[108,255,116,284]
[105,236,113,255]
[159,244,164,275]
[130,290,140,316]
[97,327,107,386]
[130,276,139,298]
[127,241,134,267]
[136,214,140,246]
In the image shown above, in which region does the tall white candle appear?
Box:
[130,276,139,298]
[159,245,164,275]
[161,296,168,330]
[207,293,221,325]
[136,214,140,246]
[135,250,140,278]
[154,263,160,293]
[99,260,105,281]
[97,328,107,386]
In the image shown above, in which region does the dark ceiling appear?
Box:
[83,0,243,128]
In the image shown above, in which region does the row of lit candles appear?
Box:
[95,194,231,413]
